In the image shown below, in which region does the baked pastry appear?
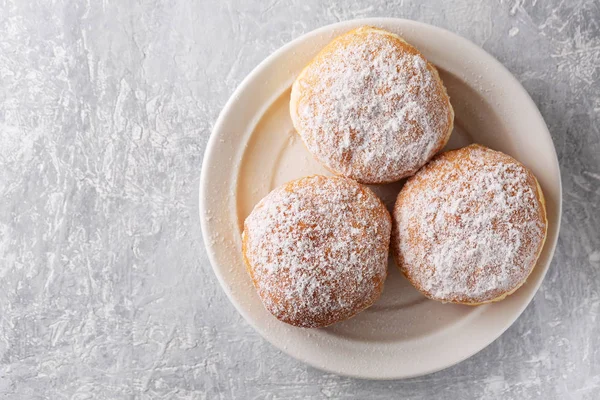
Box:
[392,144,547,305]
[242,175,391,328]
[290,26,454,184]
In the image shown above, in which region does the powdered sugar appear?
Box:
[243,175,391,327]
[291,26,453,184]
[393,145,547,304]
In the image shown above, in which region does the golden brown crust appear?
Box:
[391,144,548,305]
[242,175,391,327]
[290,26,454,184]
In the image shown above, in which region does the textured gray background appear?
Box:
[0,0,599,399]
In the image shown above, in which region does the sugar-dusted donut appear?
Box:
[242,175,391,327]
[290,26,454,184]
[392,144,547,305]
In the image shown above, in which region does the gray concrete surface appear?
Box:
[1,0,599,399]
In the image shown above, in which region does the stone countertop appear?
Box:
[1,0,599,399]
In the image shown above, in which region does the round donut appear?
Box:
[290,26,454,184]
[242,175,391,328]
[392,144,548,305]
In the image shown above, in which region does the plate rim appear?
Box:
[199,17,563,380]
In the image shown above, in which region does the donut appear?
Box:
[290,26,454,184]
[242,175,391,328]
[392,144,548,305]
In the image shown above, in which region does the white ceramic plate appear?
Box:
[200,18,562,379]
